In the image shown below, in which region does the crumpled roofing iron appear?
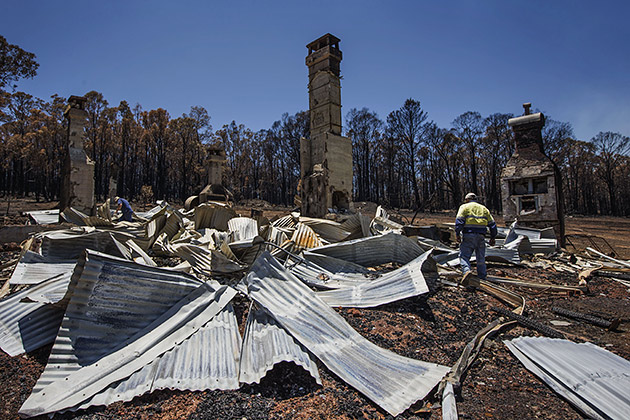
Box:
[20,250,237,418]
[505,336,630,420]
[290,223,323,250]
[60,207,114,227]
[308,231,424,267]
[241,251,450,416]
[228,217,259,244]
[0,274,69,356]
[298,217,351,243]
[239,305,321,385]
[434,247,521,266]
[316,250,434,308]
[78,304,241,410]
[288,262,372,290]
[270,213,298,229]
[194,203,236,231]
[25,209,60,225]
[9,250,76,285]
[38,229,134,260]
[171,243,246,275]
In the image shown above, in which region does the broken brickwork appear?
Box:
[501,103,565,245]
[300,34,352,217]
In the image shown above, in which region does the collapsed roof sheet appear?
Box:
[39,229,133,260]
[25,209,60,225]
[288,254,373,290]
[239,305,320,385]
[290,223,323,250]
[194,203,236,231]
[302,252,371,275]
[60,207,114,227]
[308,232,424,267]
[298,217,351,243]
[270,213,298,229]
[79,304,241,410]
[339,212,372,238]
[434,247,521,266]
[316,250,433,308]
[9,250,75,285]
[20,251,236,417]
[228,217,259,243]
[0,275,69,356]
[505,336,630,420]
[172,243,245,275]
[242,251,450,416]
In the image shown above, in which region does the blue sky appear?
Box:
[4,1,629,141]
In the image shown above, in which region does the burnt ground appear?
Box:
[1,198,629,420]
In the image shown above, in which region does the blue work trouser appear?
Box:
[459,233,487,280]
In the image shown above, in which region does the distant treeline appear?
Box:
[1,36,629,216]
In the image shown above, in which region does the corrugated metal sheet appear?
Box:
[141,213,167,249]
[60,207,114,227]
[20,251,236,417]
[269,239,301,261]
[288,253,373,289]
[0,275,69,356]
[303,252,371,275]
[270,214,297,229]
[158,211,185,242]
[171,243,245,275]
[242,251,450,416]
[435,248,521,266]
[78,304,241,410]
[134,202,167,219]
[416,237,453,254]
[265,225,289,247]
[529,238,558,253]
[290,223,323,250]
[501,225,557,241]
[287,259,371,290]
[504,231,557,254]
[309,232,424,267]
[339,212,372,238]
[298,217,350,243]
[126,239,157,266]
[10,250,76,285]
[316,250,433,308]
[194,203,236,231]
[370,216,403,235]
[39,229,133,260]
[239,305,320,385]
[228,217,259,243]
[505,336,630,420]
[26,209,60,225]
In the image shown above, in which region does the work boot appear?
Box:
[460,271,473,287]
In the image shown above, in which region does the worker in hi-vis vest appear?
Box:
[455,192,497,283]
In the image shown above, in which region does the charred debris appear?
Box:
[1,201,629,419]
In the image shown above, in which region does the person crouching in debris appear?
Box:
[115,196,135,222]
[455,192,497,284]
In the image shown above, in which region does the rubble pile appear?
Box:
[1,202,629,419]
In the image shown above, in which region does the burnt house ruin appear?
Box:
[300,34,353,217]
[500,103,565,245]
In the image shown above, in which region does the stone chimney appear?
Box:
[59,95,95,216]
[207,146,226,186]
[300,34,353,217]
[500,103,564,245]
